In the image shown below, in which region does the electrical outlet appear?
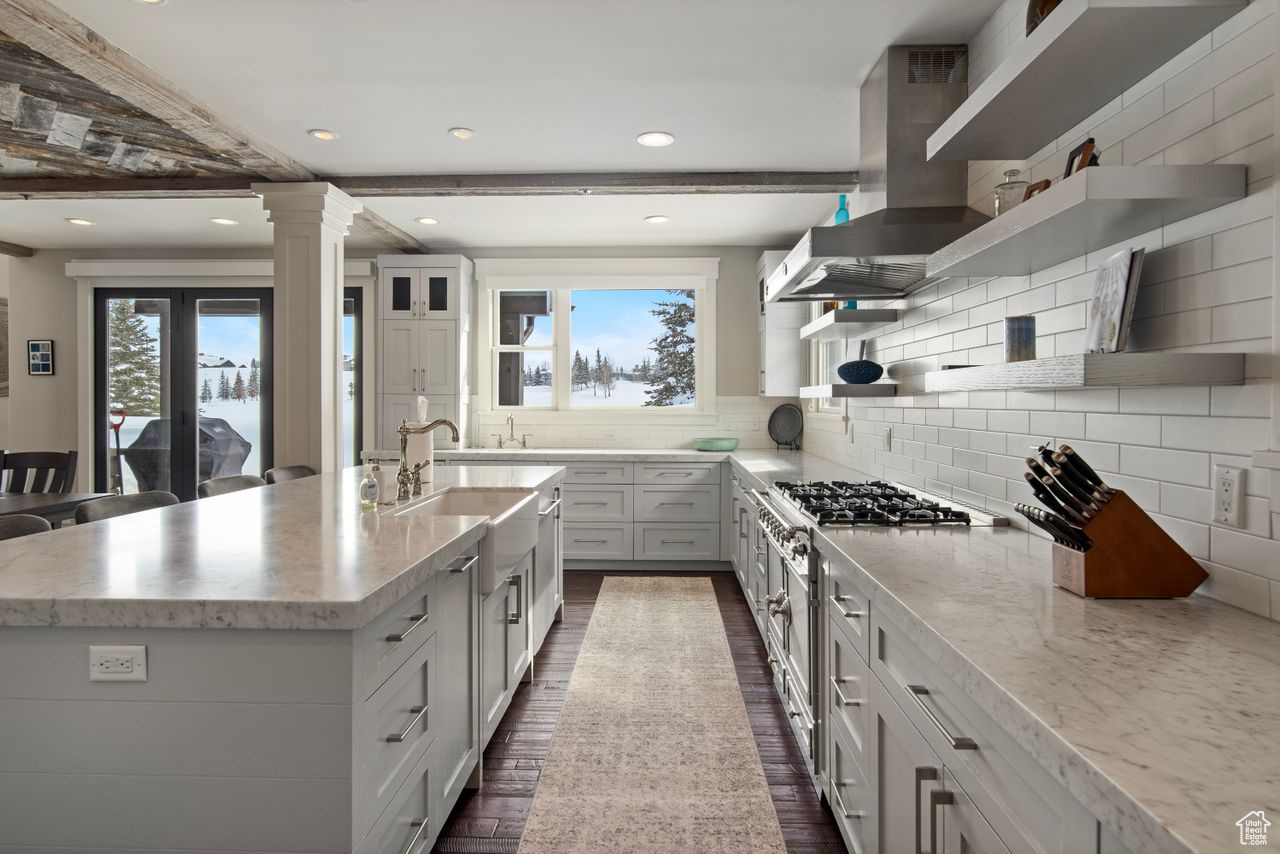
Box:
[1213,465,1244,528]
[90,645,147,682]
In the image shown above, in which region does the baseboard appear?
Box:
[566,560,734,572]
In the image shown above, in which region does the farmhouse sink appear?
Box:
[397,488,539,593]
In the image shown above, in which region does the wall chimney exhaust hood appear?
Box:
[766,46,990,302]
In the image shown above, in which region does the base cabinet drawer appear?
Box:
[361,633,437,827]
[360,760,433,854]
[561,485,631,522]
[828,613,870,770]
[635,461,720,485]
[634,523,720,560]
[363,574,437,699]
[564,462,632,484]
[826,555,870,665]
[634,484,719,522]
[827,712,871,854]
[563,522,633,560]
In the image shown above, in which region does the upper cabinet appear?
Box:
[379,263,461,320]
[757,250,808,397]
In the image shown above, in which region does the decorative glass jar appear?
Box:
[994,169,1028,217]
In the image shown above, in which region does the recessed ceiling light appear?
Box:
[414,217,440,225]
[209,217,239,226]
[65,217,95,226]
[308,128,338,141]
[448,127,475,140]
[637,131,674,147]
[133,0,168,5]
[644,215,670,224]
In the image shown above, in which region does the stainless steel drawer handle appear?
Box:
[400,817,428,854]
[906,685,978,750]
[656,471,693,476]
[832,780,865,822]
[574,501,608,506]
[386,705,428,743]
[660,539,695,545]
[538,498,563,518]
[574,470,610,475]
[573,538,608,544]
[828,595,866,620]
[657,501,695,506]
[450,555,479,574]
[386,611,428,643]
[914,766,938,854]
[829,676,862,708]
[507,573,523,624]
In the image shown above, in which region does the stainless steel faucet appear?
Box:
[397,418,461,501]
[506,414,516,441]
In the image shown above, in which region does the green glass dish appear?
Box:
[692,437,739,452]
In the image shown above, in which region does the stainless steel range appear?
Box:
[751,480,1006,789]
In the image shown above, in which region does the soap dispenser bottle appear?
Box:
[359,453,379,510]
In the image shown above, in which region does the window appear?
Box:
[810,305,848,415]
[478,258,717,413]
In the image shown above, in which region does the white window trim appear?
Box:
[805,303,848,423]
[474,258,718,418]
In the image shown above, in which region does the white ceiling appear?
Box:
[49,0,1002,176]
[0,193,839,249]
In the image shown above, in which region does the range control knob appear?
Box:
[792,543,808,559]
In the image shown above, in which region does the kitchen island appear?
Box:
[0,464,565,854]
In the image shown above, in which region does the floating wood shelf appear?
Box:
[924,353,1244,393]
[799,384,897,399]
[926,166,1245,279]
[927,0,1247,162]
[799,310,901,342]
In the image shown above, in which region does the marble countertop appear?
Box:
[437,447,734,462]
[0,465,563,631]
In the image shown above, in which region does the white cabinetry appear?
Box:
[480,552,532,746]
[377,255,472,451]
[532,487,563,651]
[757,250,808,397]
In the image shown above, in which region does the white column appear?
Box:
[254,182,363,473]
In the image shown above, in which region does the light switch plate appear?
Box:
[90,645,147,682]
[1213,464,1244,528]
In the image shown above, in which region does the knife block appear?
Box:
[1050,490,1207,598]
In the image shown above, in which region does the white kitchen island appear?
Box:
[0,464,565,854]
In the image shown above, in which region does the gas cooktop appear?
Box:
[772,480,1006,527]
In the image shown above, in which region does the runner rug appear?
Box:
[518,575,787,853]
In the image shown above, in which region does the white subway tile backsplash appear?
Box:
[1211,527,1280,582]
[986,410,1030,434]
[1213,217,1274,267]
[1119,386,1211,415]
[1086,413,1163,446]
[1055,388,1120,413]
[1029,410,1085,439]
[1211,297,1273,342]
[1121,445,1211,487]
[1210,383,1272,417]
[1162,415,1271,454]
[1196,561,1272,617]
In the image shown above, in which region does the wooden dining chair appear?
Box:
[0,514,53,541]
[265,465,317,485]
[0,450,78,494]
[75,491,180,524]
[197,474,266,499]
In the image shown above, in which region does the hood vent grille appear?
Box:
[907,49,967,85]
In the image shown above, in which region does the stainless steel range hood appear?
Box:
[766,46,990,302]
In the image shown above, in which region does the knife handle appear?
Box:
[1023,472,1076,520]
[1040,474,1094,523]
[1059,445,1106,489]
[1050,466,1103,512]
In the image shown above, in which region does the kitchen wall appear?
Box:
[465,245,796,449]
[806,0,1279,617]
[0,255,10,449]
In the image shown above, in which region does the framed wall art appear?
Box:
[27,339,54,376]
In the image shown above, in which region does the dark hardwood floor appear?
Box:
[432,570,846,853]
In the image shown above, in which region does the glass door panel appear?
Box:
[195,298,267,486]
[103,296,173,495]
[342,290,362,468]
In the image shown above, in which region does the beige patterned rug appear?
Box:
[518,576,787,853]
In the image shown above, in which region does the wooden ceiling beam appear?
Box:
[0,0,312,182]
[0,238,33,256]
[331,171,859,197]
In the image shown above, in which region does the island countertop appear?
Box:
[0,465,564,631]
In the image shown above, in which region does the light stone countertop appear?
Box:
[437,447,735,462]
[0,465,564,631]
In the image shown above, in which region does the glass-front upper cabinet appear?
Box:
[379,266,458,320]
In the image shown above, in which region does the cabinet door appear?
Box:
[381,395,458,451]
[418,320,457,396]
[869,675,944,854]
[532,492,559,652]
[382,320,420,395]
[381,269,420,320]
[420,268,458,318]
[729,492,741,575]
[506,558,532,688]
[940,769,1013,854]
[479,581,509,746]
[433,555,479,814]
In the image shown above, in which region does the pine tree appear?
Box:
[232,371,247,403]
[599,356,616,397]
[572,351,590,390]
[247,358,260,400]
[592,348,605,396]
[107,299,161,415]
[644,290,696,407]
[217,371,231,401]
[199,378,213,404]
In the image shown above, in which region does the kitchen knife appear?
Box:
[1049,464,1105,511]
[1016,504,1065,545]
[1029,505,1093,551]
[1052,450,1115,498]
[1027,458,1095,520]
[1058,444,1109,491]
[1022,471,1086,524]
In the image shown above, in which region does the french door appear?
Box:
[94,288,273,502]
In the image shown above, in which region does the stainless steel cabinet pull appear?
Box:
[450,555,479,574]
[400,817,428,854]
[832,780,865,822]
[507,573,523,624]
[660,539,695,545]
[914,766,939,854]
[574,501,608,506]
[828,595,866,620]
[907,685,977,750]
[829,676,861,707]
[538,498,563,518]
[386,612,428,643]
[656,471,693,477]
[930,789,954,854]
[573,538,608,544]
[574,470,609,475]
[386,705,428,743]
[657,501,694,506]
[738,507,748,538]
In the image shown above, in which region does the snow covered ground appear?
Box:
[520,379,692,408]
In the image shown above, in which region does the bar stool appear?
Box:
[265,465,316,484]
[0,514,53,541]
[75,491,180,524]
[197,474,267,499]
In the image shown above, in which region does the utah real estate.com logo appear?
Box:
[1238,811,1271,846]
